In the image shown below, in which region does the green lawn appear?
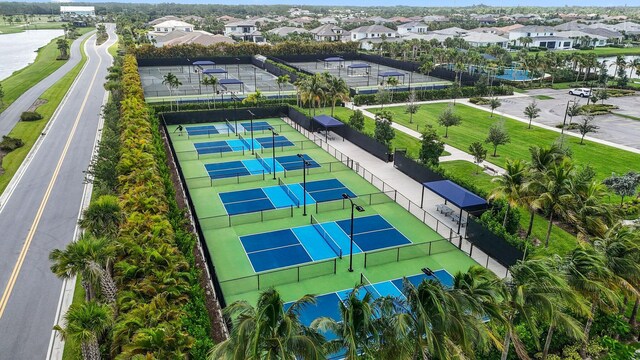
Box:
[381,102,640,184]
[0,17,66,34]
[534,95,554,100]
[0,35,89,194]
[612,112,640,121]
[108,39,119,58]
[557,46,640,57]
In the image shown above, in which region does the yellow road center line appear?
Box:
[0,39,103,319]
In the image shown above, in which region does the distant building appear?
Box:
[462,32,509,48]
[60,6,95,18]
[397,22,428,35]
[268,27,309,37]
[309,24,346,41]
[154,31,235,47]
[224,20,264,43]
[149,16,180,26]
[152,20,194,34]
[350,25,398,50]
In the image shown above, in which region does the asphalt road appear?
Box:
[0,30,94,138]
[0,25,116,359]
[493,88,640,150]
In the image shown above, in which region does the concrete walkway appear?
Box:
[284,117,509,278]
[348,103,507,175]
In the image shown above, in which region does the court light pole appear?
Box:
[235,57,241,78]
[269,127,278,180]
[342,193,364,272]
[297,154,311,216]
[187,58,191,82]
[248,110,255,154]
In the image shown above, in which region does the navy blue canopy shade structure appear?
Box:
[324,56,344,62]
[192,60,215,66]
[421,180,488,233]
[321,56,345,70]
[219,78,245,92]
[378,71,406,84]
[203,68,229,79]
[312,115,344,141]
[347,63,371,77]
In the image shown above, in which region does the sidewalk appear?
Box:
[284,117,509,278]
[349,103,507,175]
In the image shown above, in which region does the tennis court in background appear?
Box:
[219,178,356,215]
[239,214,410,272]
[194,134,295,156]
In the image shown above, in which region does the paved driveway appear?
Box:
[495,88,640,150]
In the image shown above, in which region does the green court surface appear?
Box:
[167,118,478,304]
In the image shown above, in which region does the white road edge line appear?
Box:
[45,31,113,360]
[0,31,95,215]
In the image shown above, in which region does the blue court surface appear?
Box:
[205,154,322,180]
[238,214,412,272]
[239,121,271,132]
[284,270,454,359]
[335,214,412,252]
[194,134,295,155]
[219,178,356,215]
[185,124,230,136]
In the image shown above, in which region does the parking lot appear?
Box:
[496,88,640,150]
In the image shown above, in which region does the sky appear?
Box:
[34,0,637,6]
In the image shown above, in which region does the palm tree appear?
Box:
[501,258,578,360]
[57,38,70,59]
[50,235,117,303]
[534,159,574,248]
[79,195,122,238]
[312,285,377,359]
[210,288,325,360]
[276,74,290,103]
[162,72,182,111]
[326,76,350,117]
[201,75,219,109]
[563,246,621,357]
[614,55,626,80]
[489,159,527,228]
[370,296,413,359]
[593,224,640,325]
[54,301,113,360]
[564,180,615,241]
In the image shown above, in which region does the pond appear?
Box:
[599,55,640,79]
[0,29,65,81]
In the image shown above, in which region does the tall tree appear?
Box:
[79,195,122,238]
[535,159,574,247]
[54,301,113,360]
[468,142,487,174]
[276,74,290,103]
[576,114,599,145]
[50,235,117,303]
[419,125,445,166]
[57,38,70,59]
[326,76,349,117]
[374,111,395,151]
[485,121,510,157]
[210,289,325,360]
[490,159,527,227]
[162,72,182,111]
[602,172,640,207]
[437,105,461,138]
[489,97,501,117]
[348,110,365,132]
[405,91,419,124]
[566,101,581,125]
[523,100,541,129]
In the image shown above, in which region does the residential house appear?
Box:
[433,27,469,37]
[397,22,428,35]
[217,15,239,23]
[556,30,608,47]
[580,27,624,44]
[152,20,194,34]
[288,8,312,17]
[268,27,309,37]
[289,17,314,27]
[319,16,338,24]
[462,32,509,48]
[349,25,398,50]
[309,24,346,41]
[422,15,449,23]
[389,16,412,23]
[224,20,264,43]
[508,25,557,45]
[367,16,389,24]
[154,31,235,47]
[469,27,505,35]
[149,15,179,26]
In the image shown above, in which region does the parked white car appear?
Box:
[568,88,592,97]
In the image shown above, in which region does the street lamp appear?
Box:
[247,110,255,154]
[297,154,311,216]
[187,58,191,82]
[342,193,365,272]
[269,127,278,180]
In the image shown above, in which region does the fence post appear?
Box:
[429,242,432,255]
[257,274,260,290]
[364,253,367,268]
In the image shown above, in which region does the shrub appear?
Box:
[579,104,618,115]
[353,85,513,106]
[20,111,43,121]
[469,97,491,105]
[0,136,24,152]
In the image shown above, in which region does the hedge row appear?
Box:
[133,41,359,59]
[265,59,309,80]
[112,54,213,358]
[353,85,514,105]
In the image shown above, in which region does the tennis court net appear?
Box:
[310,215,343,259]
[238,133,252,150]
[278,178,300,207]
[225,119,236,134]
[360,273,382,300]
[256,153,272,174]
